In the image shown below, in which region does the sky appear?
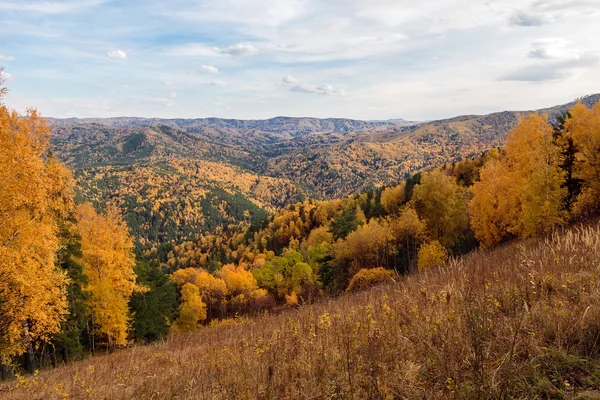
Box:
[0,0,599,120]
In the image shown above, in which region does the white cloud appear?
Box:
[0,54,15,61]
[282,75,297,84]
[210,80,225,86]
[106,49,127,59]
[316,84,346,96]
[200,65,220,74]
[289,81,345,96]
[528,38,578,60]
[219,43,260,56]
[167,43,260,58]
[502,38,599,82]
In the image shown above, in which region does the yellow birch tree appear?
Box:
[0,103,69,361]
[565,101,600,216]
[76,203,140,347]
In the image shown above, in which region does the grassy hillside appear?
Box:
[3,222,600,399]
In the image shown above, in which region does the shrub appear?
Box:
[346,267,394,292]
[417,240,448,270]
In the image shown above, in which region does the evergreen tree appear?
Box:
[130,261,177,343]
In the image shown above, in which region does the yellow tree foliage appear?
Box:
[0,105,69,357]
[194,271,227,295]
[388,207,427,269]
[45,154,76,220]
[285,291,299,306]
[417,241,448,271]
[171,267,203,287]
[306,226,333,248]
[346,267,394,292]
[506,113,566,237]
[411,170,468,248]
[171,268,230,321]
[76,203,140,347]
[470,114,566,246]
[469,160,521,247]
[333,219,393,276]
[380,183,405,214]
[218,264,267,310]
[173,283,207,332]
[566,101,600,215]
[219,264,260,294]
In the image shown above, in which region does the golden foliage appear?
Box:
[333,219,393,276]
[194,270,228,299]
[566,101,600,215]
[346,267,394,292]
[380,182,405,214]
[218,264,261,295]
[0,105,69,357]
[470,114,566,246]
[412,169,468,248]
[506,113,566,237]
[469,160,521,247]
[417,240,448,271]
[173,283,207,332]
[76,203,139,347]
[388,207,428,270]
[306,226,333,248]
[171,268,203,287]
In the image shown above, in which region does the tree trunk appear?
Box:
[22,320,36,374]
[1,356,12,381]
[87,319,95,354]
[24,341,36,374]
[62,345,69,365]
[50,344,57,368]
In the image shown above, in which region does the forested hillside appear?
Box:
[48,95,600,263]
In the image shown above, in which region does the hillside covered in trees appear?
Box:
[48,94,600,266]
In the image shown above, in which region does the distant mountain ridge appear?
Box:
[48,93,599,134]
[48,116,417,138]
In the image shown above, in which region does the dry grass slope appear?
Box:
[4,223,600,399]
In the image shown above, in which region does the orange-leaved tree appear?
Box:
[76,203,142,348]
[565,101,600,217]
[470,114,566,246]
[0,89,69,368]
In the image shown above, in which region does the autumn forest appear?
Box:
[3,65,600,398]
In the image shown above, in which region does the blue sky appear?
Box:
[0,0,599,120]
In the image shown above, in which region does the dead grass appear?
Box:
[3,223,600,399]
